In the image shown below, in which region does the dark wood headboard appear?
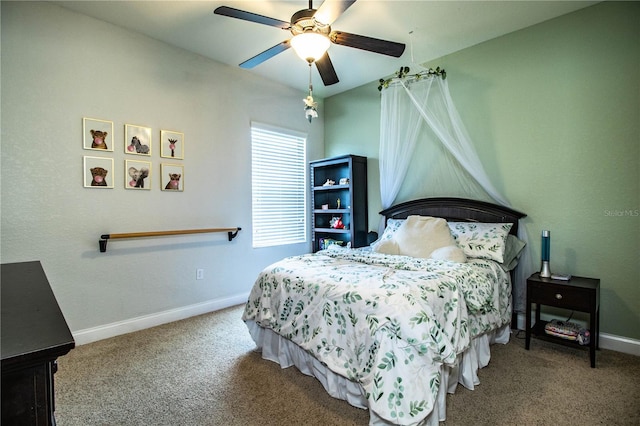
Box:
[379,197,526,236]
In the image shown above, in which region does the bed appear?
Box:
[243,197,526,425]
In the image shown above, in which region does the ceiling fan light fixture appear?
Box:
[291,32,330,63]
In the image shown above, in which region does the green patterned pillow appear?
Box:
[447,222,513,263]
[502,234,526,270]
[370,218,404,251]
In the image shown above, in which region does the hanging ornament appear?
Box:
[303,62,318,123]
[304,94,318,123]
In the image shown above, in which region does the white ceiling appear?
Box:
[54,1,598,98]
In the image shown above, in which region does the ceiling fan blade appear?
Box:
[240,41,291,69]
[315,53,339,86]
[214,6,291,29]
[330,31,405,57]
[314,0,356,25]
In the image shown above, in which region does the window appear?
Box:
[251,122,307,248]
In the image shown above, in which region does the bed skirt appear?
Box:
[245,320,511,425]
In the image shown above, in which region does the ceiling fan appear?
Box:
[214,0,406,86]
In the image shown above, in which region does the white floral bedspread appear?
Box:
[242,247,511,425]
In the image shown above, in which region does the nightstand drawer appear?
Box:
[528,282,592,310]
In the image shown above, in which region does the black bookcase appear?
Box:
[310,155,368,252]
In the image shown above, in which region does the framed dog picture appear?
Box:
[160,130,184,159]
[83,156,114,188]
[83,117,114,151]
[125,159,152,190]
[124,124,152,156]
[161,163,184,192]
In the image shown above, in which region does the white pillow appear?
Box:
[430,245,467,263]
[372,238,400,255]
[393,216,456,259]
[447,222,513,263]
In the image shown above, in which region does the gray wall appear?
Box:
[1,1,324,341]
[325,2,640,340]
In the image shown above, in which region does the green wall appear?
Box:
[325,2,639,340]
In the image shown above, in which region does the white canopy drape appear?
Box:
[379,71,532,313]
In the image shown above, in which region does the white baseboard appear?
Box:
[73,293,250,346]
[515,312,640,356]
[598,333,640,357]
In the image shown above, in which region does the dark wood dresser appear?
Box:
[1,261,75,425]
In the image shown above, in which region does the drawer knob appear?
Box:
[555,293,563,300]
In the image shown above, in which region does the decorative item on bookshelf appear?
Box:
[318,238,345,250]
[330,216,344,229]
[540,230,551,278]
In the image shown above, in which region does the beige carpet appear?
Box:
[55,305,640,425]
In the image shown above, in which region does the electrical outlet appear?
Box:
[196,269,204,280]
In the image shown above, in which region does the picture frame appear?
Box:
[83,117,114,151]
[83,156,114,188]
[161,163,184,192]
[124,124,152,156]
[160,130,184,159]
[125,159,152,190]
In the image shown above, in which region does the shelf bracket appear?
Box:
[228,228,241,241]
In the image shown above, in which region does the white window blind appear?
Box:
[251,123,307,248]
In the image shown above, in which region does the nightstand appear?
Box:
[525,273,600,367]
